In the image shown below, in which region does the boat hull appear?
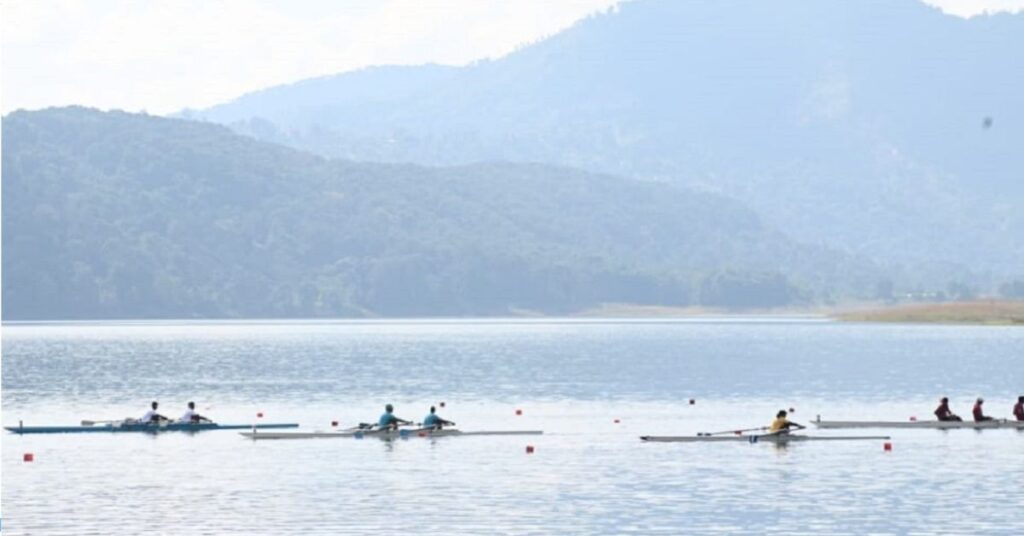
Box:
[640,434,890,443]
[813,419,1024,430]
[240,428,544,440]
[5,423,299,434]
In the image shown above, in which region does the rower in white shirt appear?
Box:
[140,401,171,424]
[179,401,211,423]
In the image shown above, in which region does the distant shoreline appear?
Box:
[572,303,828,319]
[577,301,1024,326]
[4,301,1023,325]
[834,300,1024,326]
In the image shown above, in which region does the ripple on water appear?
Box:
[3,320,1023,534]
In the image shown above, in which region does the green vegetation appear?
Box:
[3,108,884,319]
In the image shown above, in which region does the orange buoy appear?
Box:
[884,442,893,452]
[525,445,535,454]
[23,453,34,462]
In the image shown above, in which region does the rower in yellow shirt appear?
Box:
[769,410,806,434]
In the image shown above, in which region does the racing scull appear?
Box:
[6,421,299,434]
[240,427,543,440]
[812,417,1024,430]
[640,433,890,443]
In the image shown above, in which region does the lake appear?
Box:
[2,319,1023,535]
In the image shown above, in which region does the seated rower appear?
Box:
[179,401,212,423]
[378,404,413,430]
[422,406,455,430]
[769,410,805,434]
[140,401,172,425]
[934,397,962,422]
[1014,396,1024,422]
[972,398,995,422]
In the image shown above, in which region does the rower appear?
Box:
[139,401,171,425]
[972,398,995,422]
[934,397,962,422]
[1014,396,1024,422]
[179,401,212,423]
[378,404,412,430]
[768,410,805,434]
[422,406,455,430]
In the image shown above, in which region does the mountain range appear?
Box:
[3,108,886,319]
[189,0,1024,278]
[4,0,1022,319]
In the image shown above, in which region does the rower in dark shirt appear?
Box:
[933,397,962,422]
[972,398,995,422]
[1014,396,1024,422]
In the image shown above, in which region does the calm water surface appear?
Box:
[2,319,1023,535]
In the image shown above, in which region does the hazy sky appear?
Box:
[2,0,1022,115]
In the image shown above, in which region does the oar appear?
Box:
[752,424,807,440]
[698,426,768,437]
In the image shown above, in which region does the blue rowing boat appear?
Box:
[5,422,300,434]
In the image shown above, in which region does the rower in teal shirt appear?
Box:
[378,404,412,430]
[422,406,455,429]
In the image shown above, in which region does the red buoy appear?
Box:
[525,445,535,454]
[257,412,264,418]
[689,399,696,405]
[23,453,34,462]
[331,421,338,427]
[789,407,796,413]
[515,409,523,416]
[439,401,446,408]
[909,416,917,422]
[613,419,620,424]
[884,442,893,452]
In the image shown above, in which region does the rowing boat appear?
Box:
[5,422,300,434]
[640,434,890,443]
[239,427,543,440]
[812,418,1024,430]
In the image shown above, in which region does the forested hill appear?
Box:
[2,107,882,319]
[191,0,1024,278]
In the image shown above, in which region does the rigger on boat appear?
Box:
[6,421,299,434]
[641,409,889,443]
[815,395,1024,429]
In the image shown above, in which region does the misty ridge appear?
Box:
[3,0,1023,320]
